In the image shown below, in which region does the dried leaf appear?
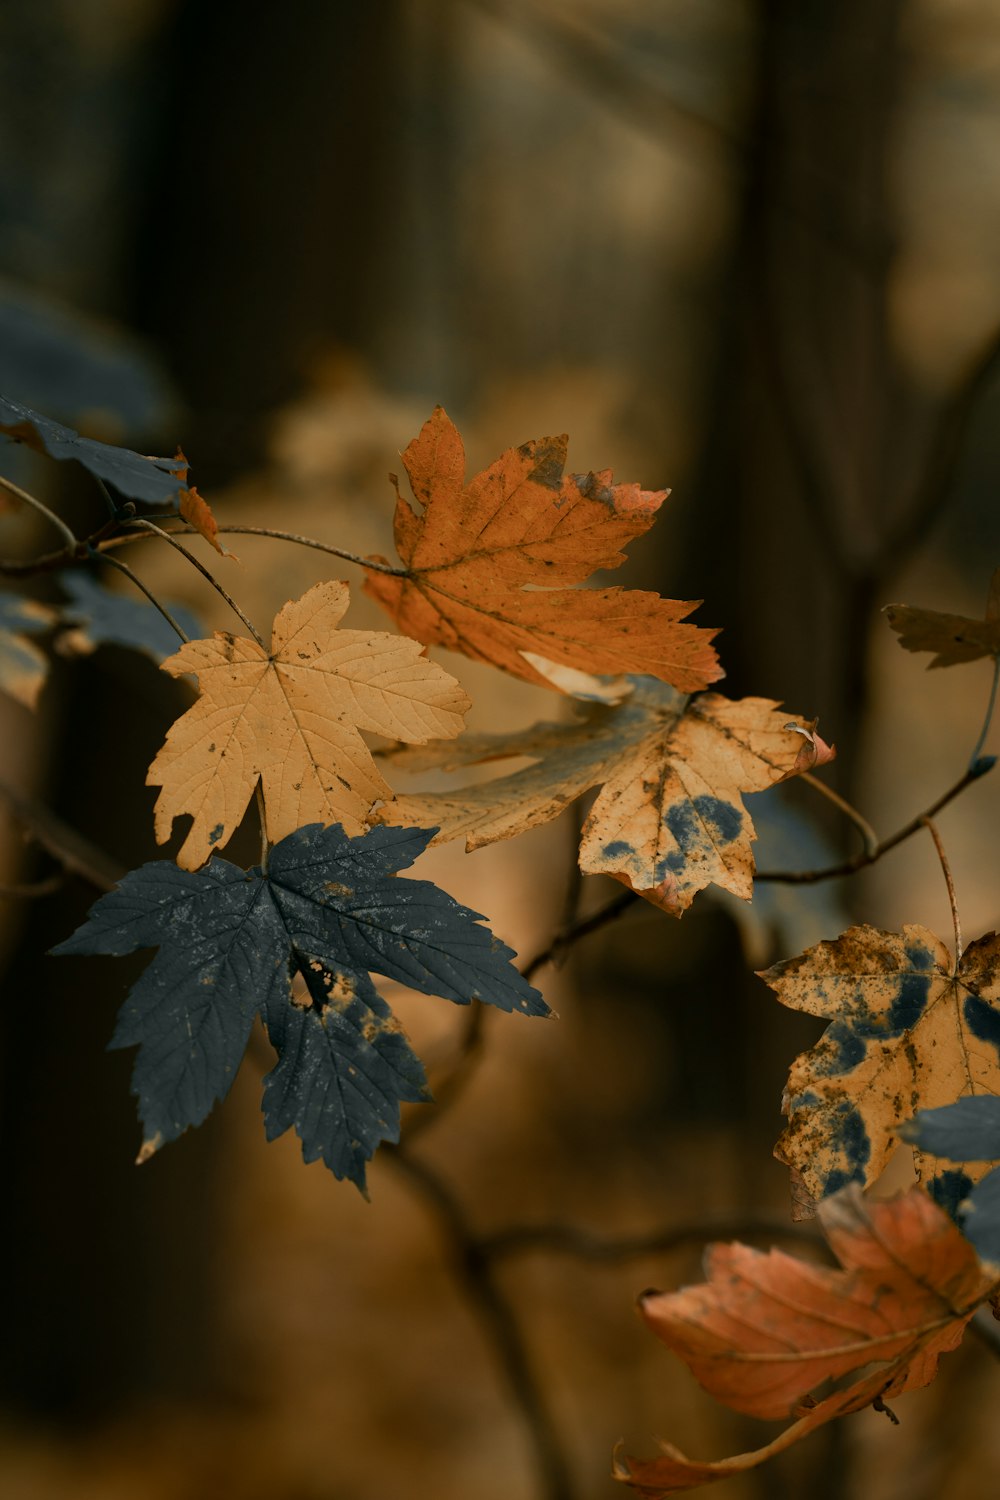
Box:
[364,407,721,693]
[52,823,547,1190]
[760,925,1000,1211]
[884,568,1000,667]
[175,459,230,556]
[377,679,830,916]
[0,393,190,507]
[616,1185,995,1495]
[147,580,470,870]
[55,571,202,664]
[0,591,54,707]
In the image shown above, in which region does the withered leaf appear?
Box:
[147,580,470,870]
[364,407,721,693]
[51,823,547,1190]
[616,1184,995,1495]
[378,678,831,916]
[0,393,191,508]
[174,455,229,556]
[55,571,202,664]
[0,590,53,707]
[760,925,1000,1211]
[884,568,1000,667]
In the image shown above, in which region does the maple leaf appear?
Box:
[51,823,547,1190]
[0,590,54,707]
[147,580,470,870]
[55,571,202,664]
[377,679,832,915]
[901,1095,1000,1266]
[759,925,1000,1213]
[884,567,1000,667]
[0,393,191,507]
[616,1184,995,1495]
[363,407,722,693]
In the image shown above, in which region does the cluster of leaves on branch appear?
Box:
[4,395,1000,1490]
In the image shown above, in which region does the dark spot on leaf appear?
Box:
[602,840,631,860]
[826,1102,871,1180]
[208,823,224,845]
[964,994,1000,1055]
[927,1168,974,1223]
[816,1020,867,1075]
[691,794,742,844]
[526,440,564,490]
[904,941,936,971]
[663,802,698,848]
[885,973,931,1034]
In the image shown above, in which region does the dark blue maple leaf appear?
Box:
[0,393,189,508]
[901,1095,1000,1265]
[52,823,547,1190]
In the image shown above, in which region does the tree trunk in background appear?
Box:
[688,0,904,799]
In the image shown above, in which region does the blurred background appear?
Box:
[3,1,1000,1497]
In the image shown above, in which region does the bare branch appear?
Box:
[0,779,124,891]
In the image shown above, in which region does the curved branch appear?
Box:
[757,760,994,884]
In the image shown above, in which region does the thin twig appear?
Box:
[123,519,267,648]
[521,889,639,983]
[800,771,878,858]
[386,1145,576,1500]
[0,473,78,550]
[409,890,641,1143]
[970,655,1000,770]
[0,779,124,891]
[922,817,963,967]
[405,1003,488,1143]
[93,550,191,643]
[756,761,994,884]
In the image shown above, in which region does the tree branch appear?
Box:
[757,760,994,884]
[0,778,124,891]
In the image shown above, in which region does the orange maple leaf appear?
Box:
[616,1185,996,1495]
[363,407,722,693]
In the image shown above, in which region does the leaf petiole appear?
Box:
[124,518,267,648]
[921,816,963,968]
[0,473,78,551]
[93,548,191,645]
[969,654,1000,770]
[799,771,878,858]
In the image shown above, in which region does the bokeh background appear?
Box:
[3,2,1000,1497]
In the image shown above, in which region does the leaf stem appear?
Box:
[100,522,408,576]
[255,783,270,875]
[123,519,267,648]
[92,549,191,644]
[800,771,878,858]
[921,816,963,967]
[756,760,994,884]
[970,654,1000,770]
[211,526,408,576]
[0,473,78,550]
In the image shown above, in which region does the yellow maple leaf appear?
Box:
[147,580,470,870]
